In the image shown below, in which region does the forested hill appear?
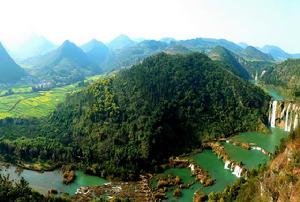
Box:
[263,59,300,96]
[208,46,251,80]
[0,53,270,179]
[27,40,101,85]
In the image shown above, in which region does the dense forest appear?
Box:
[0,53,270,179]
[263,59,300,96]
[208,46,251,80]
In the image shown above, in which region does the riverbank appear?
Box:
[0,163,108,196]
[73,175,154,202]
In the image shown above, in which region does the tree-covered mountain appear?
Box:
[103,40,168,72]
[240,46,274,61]
[81,39,109,66]
[27,40,101,85]
[263,58,300,96]
[107,35,136,50]
[163,44,192,55]
[0,53,269,179]
[238,42,249,49]
[17,36,281,79]
[176,38,243,53]
[0,43,26,84]
[208,46,251,80]
[101,38,276,74]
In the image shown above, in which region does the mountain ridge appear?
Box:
[27,40,101,84]
[0,42,26,84]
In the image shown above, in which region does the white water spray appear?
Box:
[232,165,242,178]
[270,100,277,127]
[255,71,258,83]
[294,114,298,130]
[280,107,286,119]
[189,164,195,172]
[285,103,291,132]
[224,161,230,170]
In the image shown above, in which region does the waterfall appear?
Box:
[255,71,258,82]
[280,107,286,119]
[189,164,195,172]
[224,161,230,170]
[288,108,293,132]
[294,114,298,130]
[285,103,291,132]
[252,146,262,151]
[268,102,272,123]
[260,70,266,78]
[232,165,242,178]
[270,100,277,127]
[288,120,292,132]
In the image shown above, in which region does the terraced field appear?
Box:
[0,75,103,119]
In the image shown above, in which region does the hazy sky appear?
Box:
[0,0,299,53]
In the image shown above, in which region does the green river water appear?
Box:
[230,128,287,153]
[159,127,287,202]
[0,166,107,195]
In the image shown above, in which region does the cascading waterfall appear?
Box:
[288,122,292,132]
[224,161,230,170]
[288,107,295,132]
[260,70,266,78]
[280,107,286,119]
[285,103,291,132]
[189,164,195,172]
[268,102,273,123]
[270,100,277,127]
[255,71,258,83]
[293,114,298,130]
[232,165,242,178]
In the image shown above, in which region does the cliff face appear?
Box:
[231,127,300,202]
[257,133,300,202]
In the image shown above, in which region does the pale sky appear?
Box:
[0,0,299,53]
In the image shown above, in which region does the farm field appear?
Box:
[0,75,103,119]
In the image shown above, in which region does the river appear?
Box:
[0,166,108,195]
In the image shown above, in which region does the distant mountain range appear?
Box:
[1,34,300,86]
[5,35,299,64]
[260,45,300,60]
[9,34,57,61]
[107,34,136,50]
[81,39,110,67]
